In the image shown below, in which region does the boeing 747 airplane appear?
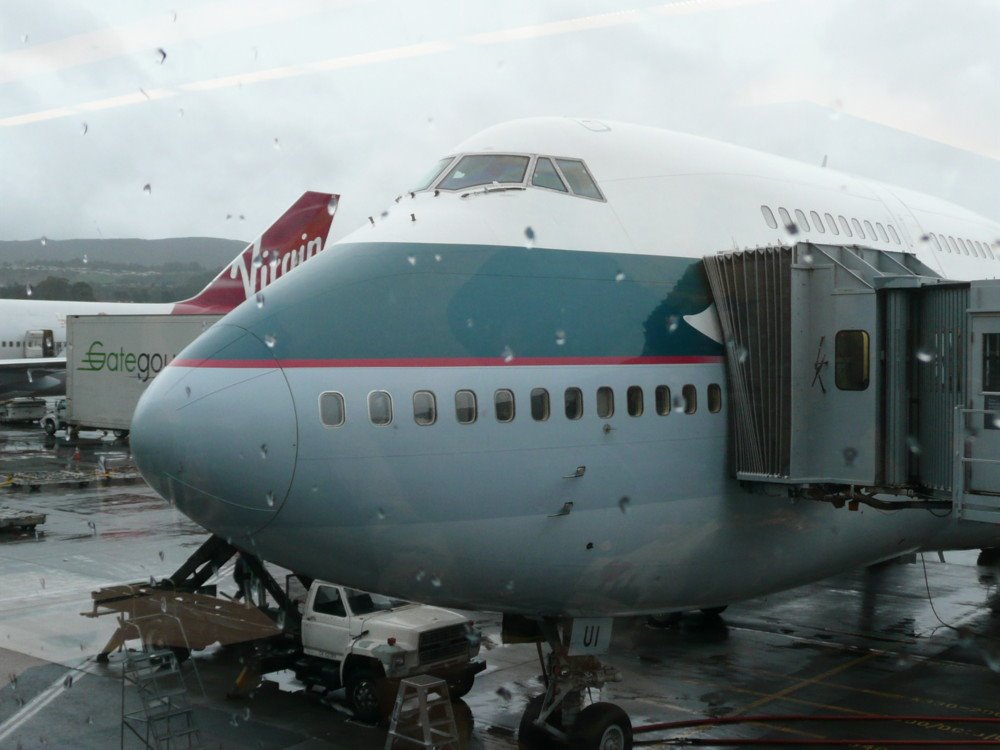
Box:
[131,118,1000,748]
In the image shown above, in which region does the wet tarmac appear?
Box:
[2,421,1000,749]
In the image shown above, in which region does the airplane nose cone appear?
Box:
[131,324,297,543]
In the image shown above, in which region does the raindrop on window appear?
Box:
[618,496,630,514]
[158,550,165,561]
[906,435,921,455]
[434,254,442,262]
[155,48,167,64]
[273,137,281,150]
[276,610,286,629]
[407,255,416,266]
[9,674,17,689]
[260,444,268,459]
[265,491,274,507]
[40,578,45,589]
[672,395,686,411]
[524,226,535,249]
[842,447,858,466]
[992,415,1000,429]
[916,349,934,363]
[160,598,167,613]
[920,234,931,242]
[255,292,265,309]
[415,570,426,582]
[801,250,814,265]
[326,196,338,216]
[25,284,32,296]
[184,386,191,398]
[230,714,239,727]
[264,334,276,348]
[555,330,566,346]
[667,316,679,334]
[80,123,88,136]
[502,346,514,363]
[82,253,88,264]
[226,214,233,221]
[86,715,93,725]
[40,236,46,246]
[239,214,245,222]
[785,222,799,235]
[495,686,512,701]
[377,508,386,520]
[505,580,515,592]
[142,183,152,195]
[430,576,442,588]
[177,108,184,118]
[615,271,625,282]
[243,707,252,721]
[466,318,474,328]
[87,520,96,535]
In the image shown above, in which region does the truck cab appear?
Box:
[295,581,485,722]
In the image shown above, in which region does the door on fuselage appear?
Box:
[23,329,55,358]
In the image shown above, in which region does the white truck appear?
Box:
[293,581,485,722]
[65,314,222,435]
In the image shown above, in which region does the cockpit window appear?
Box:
[531,157,568,192]
[412,156,455,191]
[555,158,603,200]
[437,154,530,191]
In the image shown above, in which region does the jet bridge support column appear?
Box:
[881,289,913,487]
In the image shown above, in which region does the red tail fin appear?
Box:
[172,191,338,314]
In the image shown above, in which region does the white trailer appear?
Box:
[66,314,222,434]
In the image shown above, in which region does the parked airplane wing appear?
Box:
[0,356,66,401]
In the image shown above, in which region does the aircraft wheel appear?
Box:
[113,429,130,439]
[568,702,633,750]
[345,667,383,724]
[978,548,1000,567]
[518,694,562,748]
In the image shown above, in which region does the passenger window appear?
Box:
[851,218,864,238]
[810,211,825,233]
[931,234,943,252]
[708,383,722,413]
[863,220,876,239]
[655,385,671,415]
[438,154,530,191]
[313,585,346,617]
[835,330,870,390]
[368,391,392,425]
[778,207,793,230]
[959,237,971,256]
[564,387,583,420]
[531,388,550,421]
[940,234,951,253]
[455,390,477,424]
[876,223,889,242]
[794,209,810,232]
[824,213,840,235]
[984,242,996,261]
[319,392,345,427]
[761,205,778,229]
[554,159,603,200]
[531,157,568,192]
[596,386,614,418]
[838,215,852,237]
[627,386,644,416]
[413,391,436,426]
[682,385,697,414]
[494,389,515,422]
[888,225,901,244]
[948,236,961,254]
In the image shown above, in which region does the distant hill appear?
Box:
[0,237,247,268]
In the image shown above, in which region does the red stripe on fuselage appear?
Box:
[171,355,725,368]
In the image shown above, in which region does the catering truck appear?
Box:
[65,315,221,435]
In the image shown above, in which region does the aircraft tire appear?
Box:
[113,429,130,439]
[345,667,383,724]
[447,673,475,699]
[517,694,561,748]
[978,548,1000,566]
[567,702,633,750]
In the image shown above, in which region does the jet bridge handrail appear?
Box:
[952,406,1000,523]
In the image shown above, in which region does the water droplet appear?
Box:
[920,234,931,242]
[842,447,858,467]
[177,108,184,118]
[801,251,814,265]
[377,508,386,520]
[430,576,442,588]
[434,254,442,262]
[276,610,286,629]
[407,255,416,266]
[86,715,93,725]
[992,415,1000,429]
[39,236,46,246]
[415,570,426,582]
[326,196,338,215]
[505,580,515,592]
[25,284,32,296]
[239,214,245,222]
[243,707,252,721]
[916,349,934,363]
[785,222,799,235]
[466,318,474,328]
[265,491,274,507]
[40,578,45,589]
[82,253,88,264]
[20,33,28,44]
[273,137,281,150]
[230,714,239,727]
[184,386,191,398]
[264,334,276,348]
[160,598,167,613]
[618,496,630,514]
[555,330,566,346]
[260,444,268,459]
[255,292,265,309]
[495,686,512,701]
[142,183,151,195]
[524,226,535,249]
[502,346,514,363]
[311,485,319,493]
[667,315,679,334]
[155,47,167,64]
[906,435,921,455]
[87,520,96,534]
[615,271,625,282]
[80,123,88,136]
[672,395,686,411]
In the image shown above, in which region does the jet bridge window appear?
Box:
[319,392,345,427]
[455,390,477,424]
[494,389,515,422]
[313,585,346,617]
[564,387,584,420]
[531,388,550,421]
[437,154,530,191]
[835,330,870,391]
[555,159,604,200]
[531,157,568,192]
[413,391,437,426]
[368,391,393,425]
[984,334,1000,393]
[596,387,614,418]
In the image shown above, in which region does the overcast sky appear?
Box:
[1,0,998,243]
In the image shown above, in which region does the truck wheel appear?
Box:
[345,667,383,724]
[568,702,632,750]
[113,429,129,439]
[43,420,56,436]
[447,673,475,699]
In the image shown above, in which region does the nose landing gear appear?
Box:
[516,618,632,749]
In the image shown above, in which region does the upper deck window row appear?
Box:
[417,154,605,201]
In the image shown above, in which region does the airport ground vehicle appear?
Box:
[39,398,68,435]
[87,537,484,723]
[0,397,47,423]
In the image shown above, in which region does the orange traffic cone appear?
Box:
[73,447,81,461]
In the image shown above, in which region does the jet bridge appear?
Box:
[703,242,1000,522]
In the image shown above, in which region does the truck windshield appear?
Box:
[346,588,406,615]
